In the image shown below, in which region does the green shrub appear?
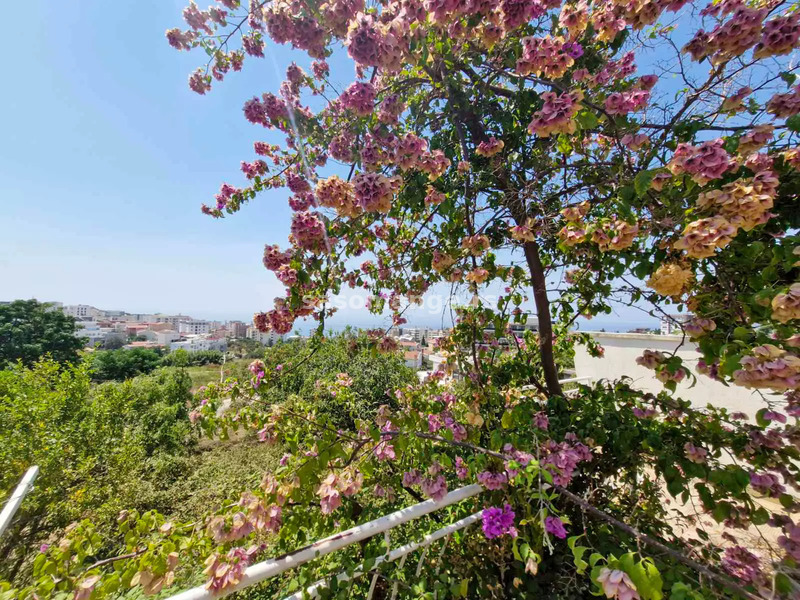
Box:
[261,330,416,428]
[161,349,223,367]
[89,347,163,381]
[0,361,194,583]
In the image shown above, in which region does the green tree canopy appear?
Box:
[0,361,194,584]
[89,348,164,382]
[0,300,85,368]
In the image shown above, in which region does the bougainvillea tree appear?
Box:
[6,0,800,598]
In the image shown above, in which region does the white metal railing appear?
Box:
[282,511,483,600]
[556,376,593,385]
[522,375,594,392]
[164,376,588,600]
[0,466,39,539]
[165,485,482,600]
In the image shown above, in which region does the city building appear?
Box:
[404,350,422,369]
[124,341,161,350]
[227,321,248,338]
[178,320,211,335]
[154,314,192,327]
[75,320,116,347]
[142,330,180,345]
[660,314,693,335]
[480,314,538,347]
[246,326,283,346]
[62,304,103,320]
[169,335,227,352]
[125,323,152,337]
[403,327,429,342]
[156,330,180,345]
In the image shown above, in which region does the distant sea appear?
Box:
[283,317,660,336]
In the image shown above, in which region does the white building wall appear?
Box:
[573,332,767,417]
[660,314,693,336]
[169,336,227,352]
[178,320,210,335]
[63,305,101,319]
[403,328,429,342]
[155,330,180,345]
[246,327,283,345]
[74,320,116,346]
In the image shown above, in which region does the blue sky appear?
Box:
[0,1,658,331]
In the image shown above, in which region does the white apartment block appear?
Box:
[170,336,227,352]
[178,320,211,335]
[246,326,283,346]
[63,304,103,320]
[155,330,180,345]
[402,327,429,342]
[660,314,693,335]
[426,330,448,345]
[75,320,116,346]
[139,330,181,345]
[154,314,192,327]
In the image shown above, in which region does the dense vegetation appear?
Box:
[89,348,165,381]
[110,0,800,598]
[88,349,234,382]
[0,361,194,584]
[0,300,85,368]
[0,332,417,597]
[160,349,225,368]
[5,0,800,595]
[257,330,417,427]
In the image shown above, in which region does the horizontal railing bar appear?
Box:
[0,466,39,540]
[164,484,483,600]
[281,511,483,600]
[522,376,593,392]
[557,376,593,385]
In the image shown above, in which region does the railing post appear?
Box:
[0,466,40,540]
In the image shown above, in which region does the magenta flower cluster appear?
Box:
[477,470,508,490]
[604,89,650,115]
[721,546,761,583]
[541,434,592,486]
[340,81,377,116]
[481,504,517,539]
[668,140,732,185]
[544,515,567,539]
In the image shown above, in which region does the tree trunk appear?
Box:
[522,241,563,397]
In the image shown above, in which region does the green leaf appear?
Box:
[571,545,589,574]
[519,542,531,559]
[780,71,797,87]
[634,170,657,196]
[712,502,731,522]
[786,114,800,133]
[666,477,683,497]
[556,134,573,154]
[619,185,635,204]
[751,507,769,526]
[576,110,599,130]
[732,327,750,341]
